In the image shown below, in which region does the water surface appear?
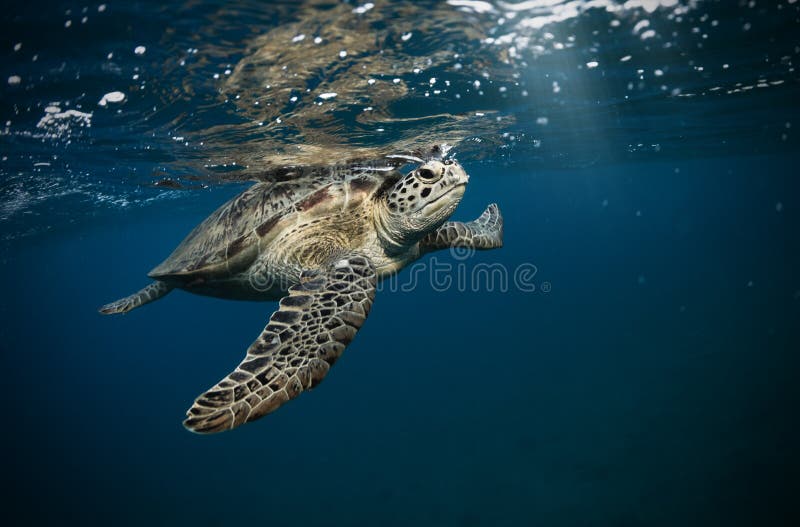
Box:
[1,1,798,525]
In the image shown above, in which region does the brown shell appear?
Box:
[148,168,395,280]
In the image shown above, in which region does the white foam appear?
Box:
[36,108,93,136]
[318,92,338,100]
[633,20,650,34]
[98,91,126,106]
[7,75,21,85]
[352,3,375,14]
[447,0,494,14]
[134,45,146,55]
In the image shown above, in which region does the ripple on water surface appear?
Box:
[0,0,798,240]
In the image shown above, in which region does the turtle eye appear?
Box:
[417,167,438,181]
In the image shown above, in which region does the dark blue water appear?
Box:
[2,1,799,525]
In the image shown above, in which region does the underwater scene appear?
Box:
[1,0,798,525]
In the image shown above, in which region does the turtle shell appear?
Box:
[148,168,395,280]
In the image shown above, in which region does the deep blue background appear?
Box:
[2,0,800,525]
[2,154,798,525]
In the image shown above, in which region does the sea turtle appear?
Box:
[100,151,503,433]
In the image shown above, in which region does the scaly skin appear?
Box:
[99,157,504,433]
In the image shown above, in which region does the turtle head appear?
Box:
[376,159,468,251]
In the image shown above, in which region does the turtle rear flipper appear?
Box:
[99,281,173,315]
[184,253,376,434]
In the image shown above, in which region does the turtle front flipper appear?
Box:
[184,254,376,434]
[99,281,173,315]
[420,203,504,254]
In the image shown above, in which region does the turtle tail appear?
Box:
[99,281,173,315]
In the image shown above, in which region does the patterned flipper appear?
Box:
[420,203,503,253]
[99,281,173,315]
[184,254,376,433]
